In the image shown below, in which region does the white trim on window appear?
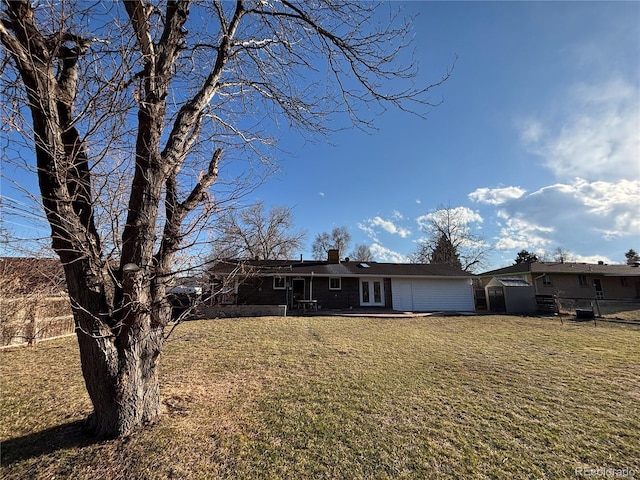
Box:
[329,277,341,290]
[273,277,286,290]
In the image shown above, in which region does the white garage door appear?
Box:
[391,279,473,312]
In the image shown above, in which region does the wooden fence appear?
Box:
[1,295,75,347]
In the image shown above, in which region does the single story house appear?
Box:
[478,261,640,301]
[208,250,475,312]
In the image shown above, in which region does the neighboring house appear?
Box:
[478,261,640,301]
[208,250,475,312]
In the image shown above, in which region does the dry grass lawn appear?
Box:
[1,315,639,479]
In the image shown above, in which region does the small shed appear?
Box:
[485,277,536,314]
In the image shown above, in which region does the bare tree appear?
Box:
[551,246,573,263]
[1,0,450,438]
[349,243,374,262]
[411,205,490,272]
[312,226,351,260]
[210,201,305,260]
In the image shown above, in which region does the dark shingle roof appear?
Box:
[209,259,473,278]
[480,261,640,277]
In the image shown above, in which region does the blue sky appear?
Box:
[1,1,638,271]
[253,1,640,269]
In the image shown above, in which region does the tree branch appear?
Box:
[123,0,155,60]
[156,148,222,269]
[161,1,244,169]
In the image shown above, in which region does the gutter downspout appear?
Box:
[310,272,314,301]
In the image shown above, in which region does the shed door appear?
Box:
[487,286,506,312]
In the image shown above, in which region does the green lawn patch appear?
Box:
[1,315,639,479]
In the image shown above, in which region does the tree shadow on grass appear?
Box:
[1,420,100,466]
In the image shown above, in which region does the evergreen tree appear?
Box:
[514,249,538,264]
[430,234,463,269]
[625,249,640,265]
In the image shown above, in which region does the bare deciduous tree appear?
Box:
[349,243,374,262]
[551,246,573,263]
[210,201,305,260]
[0,0,450,437]
[411,205,490,272]
[311,226,351,261]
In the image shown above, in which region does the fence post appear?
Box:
[27,315,36,345]
[554,296,563,324]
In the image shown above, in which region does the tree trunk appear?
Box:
[60,258,165,438]
[0,1,170,438]
[77,319,163,438]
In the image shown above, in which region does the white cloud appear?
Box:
[571,254,614,264]
[369,243,407,263]
[359,216,411,239]
[492,178,640,252]
[518,118,544,144]
[494,215,555,251]
[392,210,404,220]
[488,75,640,263]
[357,221,378,242]
[519,77,640,182]
[469,186,526,205]
[573,178,640,237]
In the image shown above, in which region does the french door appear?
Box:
[360,278,384,306]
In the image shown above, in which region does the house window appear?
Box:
[542,275,552,286]
[329,277,341,290]
[360,278,384,306]
[273,277,286,290]
[578,275,588,287]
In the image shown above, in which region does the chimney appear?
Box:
[327,249,340,264]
